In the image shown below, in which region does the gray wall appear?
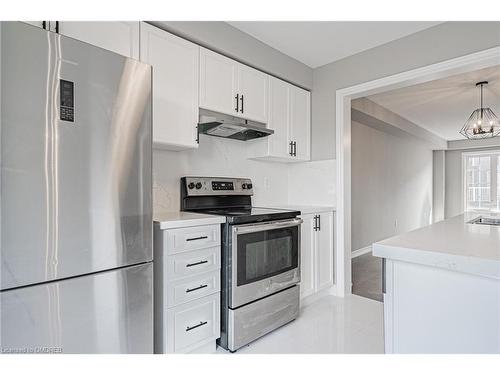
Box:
[351,121,433,251]
[313,22,500,160]
[149,21,313,89]
[444,146,500,218]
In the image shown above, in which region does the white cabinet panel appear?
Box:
[140,23,199,150]
[248,80,310,163]
[316,212,334,291]
[290,86,311,161]
[267,77,291,159]
[165,224,220,255]
[199,48,238,116]
[300,214,316,299]
[299,211,334,300]
[166,293,220,353]
[58,22,140,59]
[238,65,268,123]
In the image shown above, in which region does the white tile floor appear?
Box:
[217,294,385,354]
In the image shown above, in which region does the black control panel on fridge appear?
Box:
[60,79,74,122]
[212,181,234,191]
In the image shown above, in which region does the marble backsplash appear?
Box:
[153,135,336,214]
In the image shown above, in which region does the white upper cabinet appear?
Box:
[199,48,238,117]
[237,65,269,123]
[140,23,199,150]
[248,78,311,162]
[266,77,290,159]
[289,86,311,161]
[22,21,140,59]
[199,48,268,123]
[59,22,140,59]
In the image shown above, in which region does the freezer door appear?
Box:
[1,22,152,290]
[0,263,153,354]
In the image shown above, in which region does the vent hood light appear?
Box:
[198,110,274,141]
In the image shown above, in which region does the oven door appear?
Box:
[230,218,302,308]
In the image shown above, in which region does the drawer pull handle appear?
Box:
[186,321,208,332]
[186,284,208,293]
[186,260,208,268]
[186,236,208,242]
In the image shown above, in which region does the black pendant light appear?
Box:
[460,81,500,139]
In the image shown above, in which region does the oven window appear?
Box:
[236,226,298,286]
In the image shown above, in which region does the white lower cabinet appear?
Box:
[300,211,334,299]
[155,223,221,353]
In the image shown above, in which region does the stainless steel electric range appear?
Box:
[181,177,302,352]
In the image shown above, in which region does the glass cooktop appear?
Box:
[193,206,301,224]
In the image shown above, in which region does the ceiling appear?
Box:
[367,65,500,141]
[227,21,441,68]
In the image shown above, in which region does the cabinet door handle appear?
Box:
[235,94,239,113]
[240,95,244,113]
[313,215,317,231]
[317,214,321,231]
[186,321,208,332]
[186,284,208,293]
[293,141,297,157]
[289,141,294,156]
[55,21,59,34]
[186,235,208,242]
[186,260,208,268]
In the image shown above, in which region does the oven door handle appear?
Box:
[233,218,303,234]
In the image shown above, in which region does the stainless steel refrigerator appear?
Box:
[0,22,153,354]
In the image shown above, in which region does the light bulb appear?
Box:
[490,121,494,126]
[478,120,482,125]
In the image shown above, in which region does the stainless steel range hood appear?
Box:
[198,109,274,141]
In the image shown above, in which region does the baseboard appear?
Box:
[351,245,372,258]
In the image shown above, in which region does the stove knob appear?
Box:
[247,183,253,189]
[188,182,195,189]
[242,183,247,189]
[195,182,202,189]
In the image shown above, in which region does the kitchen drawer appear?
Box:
[167,293,220,353]
[166,270,220,308]
[165,224,220,254]
[166,247,220,280]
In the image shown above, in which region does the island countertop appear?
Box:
[372,212,500,279]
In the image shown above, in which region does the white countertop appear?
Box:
[154,211,225,230]
[373,212,500,279]
[271,205,336,215]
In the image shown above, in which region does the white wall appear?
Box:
[153,137,336,214]
[153,136,290,214]
[351,121,433,251]
[444,146,500,219]
[287,159,336,206]
[312,22,500,160]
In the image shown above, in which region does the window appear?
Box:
[463,151,500,212]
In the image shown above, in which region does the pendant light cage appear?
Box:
[460,81,500,139]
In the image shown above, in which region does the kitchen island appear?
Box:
[373,212,500,354]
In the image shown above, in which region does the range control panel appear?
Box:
[183,177,253,196]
